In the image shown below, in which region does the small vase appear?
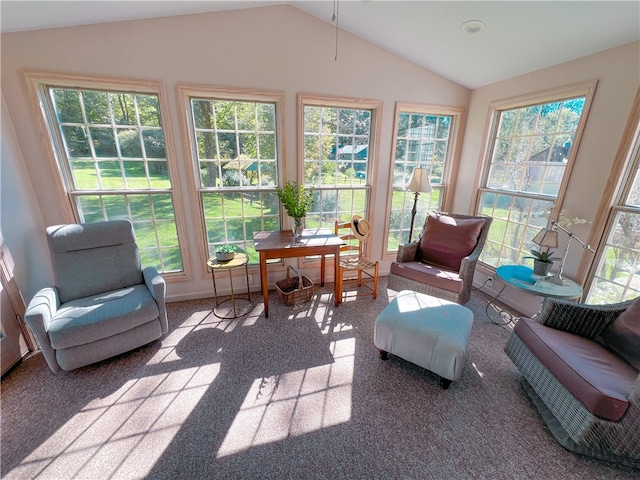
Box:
[533,260,552,276]
[292,217,305,239]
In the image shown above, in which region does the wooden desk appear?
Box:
[253,229,345,317]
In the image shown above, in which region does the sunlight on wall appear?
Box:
[217,337,355,457]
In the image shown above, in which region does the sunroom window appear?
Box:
[587,103,640,303]
[477,82,596,269]
[387,104,462,251]
[40,83,183,274]
[300,95,381,230]
[183,87,282,264]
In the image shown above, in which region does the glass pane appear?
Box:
[142,130,166,158]
[110,93,136,125]
[148,161,170,188]
[70,160,98,189]
[118,129,142,158]
[98,161,125,189]
[89,127,117,157]
[123,161,148,188]
[52,89,83,123]
[62,126,91,158]
[137,95,161,127]
[83,91,110,124]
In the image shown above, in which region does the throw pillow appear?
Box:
[418,213,485,271]
[601,297,640,370]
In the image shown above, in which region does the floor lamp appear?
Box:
[406,168,433,243]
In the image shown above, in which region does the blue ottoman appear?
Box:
[374,290,474,388]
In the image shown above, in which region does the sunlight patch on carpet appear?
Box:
[9,364,219,479]
[217,338,355,457]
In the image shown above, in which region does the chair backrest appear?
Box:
[417,212,492,271]
[47,220,143,303]
[334,220,364,258]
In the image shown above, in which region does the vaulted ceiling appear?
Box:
[2,1,638,89]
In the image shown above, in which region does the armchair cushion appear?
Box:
[48,285,159,350]
[389,261,463,293]
[418,213,484,271]
[514,317,637,421]
[600,297,640,369]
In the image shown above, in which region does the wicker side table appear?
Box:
[207,253,252,319]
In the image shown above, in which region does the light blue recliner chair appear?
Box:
[25,220,168,372]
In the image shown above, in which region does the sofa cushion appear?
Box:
[514,317,637,421]
[390,261,464,293]
[600,297,640,370]
[49,284,159,350]
[418,213,484,271]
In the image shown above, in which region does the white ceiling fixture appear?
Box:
[1,1,638,89]
[460,20,485,34]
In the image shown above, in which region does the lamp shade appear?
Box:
[532,227,558,248]
[407,168,433,193]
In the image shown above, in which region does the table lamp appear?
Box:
[406,168,433,242]
[532,220,595,285]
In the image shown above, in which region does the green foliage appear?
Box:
[215,244,237,254]
[276,181,314,220]
[524,249,560,263]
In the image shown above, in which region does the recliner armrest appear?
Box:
[25,287,61,373]
[143,266,168,334]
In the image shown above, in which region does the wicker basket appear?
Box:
[275,265,314,306]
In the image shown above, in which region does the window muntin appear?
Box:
[46,86,183,273]
[302,101,378,227]
[587,117,640,303]
[387,109,458,250]
[478,91,591,268]
[188,95,281,263]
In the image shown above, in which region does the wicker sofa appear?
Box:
[505,296,640,467]
[388,212,492,305]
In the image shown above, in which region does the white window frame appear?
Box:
[179,84,285,275]
[383,102,464,256]
[25,71,189,280]
[297,93,382,263]
[475,80,598,271]
[585,87,640,303]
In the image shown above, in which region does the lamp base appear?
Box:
[544,276,566,285]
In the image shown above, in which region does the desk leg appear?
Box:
[259,252,269,318]
[320,255,326,287]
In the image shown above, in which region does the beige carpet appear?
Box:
[1,278,637,479]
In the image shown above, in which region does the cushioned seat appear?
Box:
[514,317,636,421]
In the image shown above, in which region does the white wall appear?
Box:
[0,5,469,301]
[1,95,51,301]
[459,41,640,315]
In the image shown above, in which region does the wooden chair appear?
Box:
[334,217,379,305]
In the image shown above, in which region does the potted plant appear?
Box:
[524,249,560,276]
[215,244,236,262]
[276,181,315,237]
